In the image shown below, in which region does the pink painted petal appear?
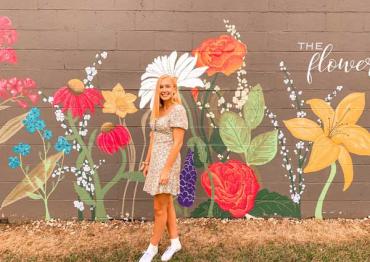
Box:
[0,48,17,64]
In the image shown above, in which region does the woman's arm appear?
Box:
[140,130,154,175]
[159,127,185,184]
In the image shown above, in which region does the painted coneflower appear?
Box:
[53,79,103,118]
[96,122,131,155]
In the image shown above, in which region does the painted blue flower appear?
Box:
[29,107,40,119]
[54,136,72,154]
[24,123,37,134]
[178,149,197,207]
[23,107,46,134]
[43,129,53,140]
[8,156,20,169]
[34,119,46,131]
[12,143,31,156]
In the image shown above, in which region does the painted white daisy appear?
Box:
[139,51,208,109]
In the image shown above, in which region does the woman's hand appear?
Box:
[139,162,149,177]
[159,169,170,185]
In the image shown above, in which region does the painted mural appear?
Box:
[0,15,369,221]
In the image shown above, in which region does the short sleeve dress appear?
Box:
[143,103,188,196]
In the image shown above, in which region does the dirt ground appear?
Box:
[0,217,369,261]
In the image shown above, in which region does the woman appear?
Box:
[139,74,188,262]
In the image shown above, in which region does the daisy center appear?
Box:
[67,79,85,94]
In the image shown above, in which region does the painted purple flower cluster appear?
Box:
[178,149,197,207]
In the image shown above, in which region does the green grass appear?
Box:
[1,239,368,262]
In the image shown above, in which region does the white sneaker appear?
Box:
[160,244,182,261]
[139,249,158,262]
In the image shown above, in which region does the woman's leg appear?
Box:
[150,193,171,245]
[166,195,178,238]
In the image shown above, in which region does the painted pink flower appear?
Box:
[96,122,131,155]
[0,16,17,46]
[0,16,17,64]
[0,16,12,28]
[0,77,39,108]
[0,48,17,63]
[53,79,103,118]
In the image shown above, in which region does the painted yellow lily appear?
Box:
[102,83,138,118]
[284,92,370,191]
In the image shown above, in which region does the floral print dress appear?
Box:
[143,103,188,196]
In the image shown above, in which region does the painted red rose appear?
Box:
[201,159,259,218]
[192,34,247,76]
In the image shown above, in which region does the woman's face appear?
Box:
[159,78,176,102]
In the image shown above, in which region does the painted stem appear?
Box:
[201,74,219,218]
[315,162,336,219]
[66,111,106,221]
[43,198,51,221]
[206,166,215,217]
[95,198,107,221]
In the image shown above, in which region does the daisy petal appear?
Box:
[140,89,154,109]
[178,78,205,88]
[168,51,177,75]
[178,56,197,82]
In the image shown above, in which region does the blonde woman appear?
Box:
[139,75,188,262]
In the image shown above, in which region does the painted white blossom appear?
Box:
[139,51,208,109]
[55,109,65,122]
[74,200,84,211]
[295,141,305,149]
[291,193,301,204]
[289,93,296,101]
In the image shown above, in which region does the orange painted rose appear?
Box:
[201,160,259,218]
[192,35,247,76]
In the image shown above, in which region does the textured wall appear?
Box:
[0,0,369,222]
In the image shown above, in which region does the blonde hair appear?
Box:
[150,75,182,121]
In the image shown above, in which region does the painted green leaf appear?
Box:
[34,176,44,190]
[187,136,208,164]
[1,151,64,209]
[88,129,98,151]
[248,189,301,218]
[191,199,231,219]
[73,182,95,206]
[122,171,145,182]
[210,128,226,154]
[26,191,43,200]
[247,130,278,165]
[0,113,27,144]
[242,84,265,129]
[219,111,250,153]
[76,151,86,169]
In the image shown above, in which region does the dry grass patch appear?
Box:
[0,217,368,261]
